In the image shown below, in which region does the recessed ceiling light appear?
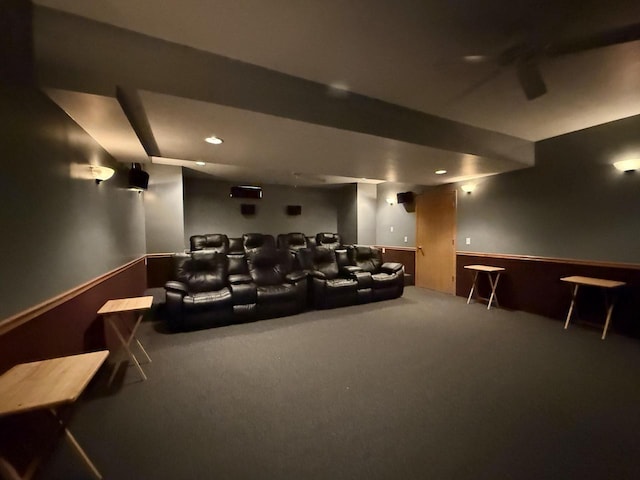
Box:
[435,169,447,175]
[205,136,223,145]
[195,161,206,166]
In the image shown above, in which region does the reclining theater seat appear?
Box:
[189,233,229,253]
[309,247,358,309]
[277,232,308,251]
[228,237,244,255]
[315,232,342,250]
[278,232,313,271]
[347,246,405,301]
[243,233,276,253]
[246,246,307,318]
[164,251,234,331]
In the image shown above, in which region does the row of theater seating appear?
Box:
[164,232,405,331]
[189,231,342,254]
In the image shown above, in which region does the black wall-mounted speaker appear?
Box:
[128,163,149,190]
[286,205,302,215]
[240,204,256,215]
[231,185,262,199]
[397,191,415,204]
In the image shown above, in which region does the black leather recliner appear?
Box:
[228,237,245,254]
[308,246,358,309]
[277,232,308,251]
[346,246,404,301]
[315,232,342,250]
[246,247,308,318]
[164,251,234,331]
[189,233,229,253]
[278,232,314,270]
[243,233,276,253]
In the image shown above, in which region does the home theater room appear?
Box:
[2,1,640,479]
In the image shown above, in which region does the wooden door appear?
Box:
[415,188,457,294]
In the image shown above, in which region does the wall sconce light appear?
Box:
[386,196,396,205]
[461,184,476,194]
[89,165,115,184]
[613,159,640,172]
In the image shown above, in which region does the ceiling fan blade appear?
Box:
[546,22,640,56]
[516,57,547,100]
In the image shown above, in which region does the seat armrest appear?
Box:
[309,270,327,280]
[165,280,188,294]
[381,262,403,274]
[340,265,363,276]
[229,273,253,285]
[286,271,308,283]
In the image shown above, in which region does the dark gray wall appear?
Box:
[356,183,377,245]
[0,85,146,320]
[183,176,338,244]
[336,184,357,245]
[376,182,425,247]
[456,113,640,263]
[144,164,185,253]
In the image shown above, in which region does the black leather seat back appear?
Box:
[177,252,228,293]
[243,233,276,253]
[316,232,342,250]
[311,247,339,280]
[348,246,383,273]
[190,234,229,253]
[278,232,307,251]
[228,237,244,254]
[247,249,285,286]
[228,254,249,276]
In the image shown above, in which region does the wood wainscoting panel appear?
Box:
[0,258,147,374]
[146,253,175,288]
[377,246,416,286]
[457,253,640,337]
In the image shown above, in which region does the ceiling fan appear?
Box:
[469,22,640,100]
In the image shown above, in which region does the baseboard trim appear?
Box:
[0,256,147,336]
[457,251,640,270]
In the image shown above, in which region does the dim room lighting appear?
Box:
[461,184,476,194]
[386,196,396,205]
[195,161,206,166]
[205,136,223,145]
[613,159,640,172]
[435,169,447,175]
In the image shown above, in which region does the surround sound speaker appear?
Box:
[396,191,415,204]
[241,204,256,215]
[128,163,149,190]
[286,205,302,215]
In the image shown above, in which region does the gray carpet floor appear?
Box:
[39,287,640,479]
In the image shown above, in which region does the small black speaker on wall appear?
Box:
[396,191,415,204]
[240,204,256,215]
[286,205,302,215]
[128,163,149,191]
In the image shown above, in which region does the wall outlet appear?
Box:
[465,237,471,245]
[404,236,408,243]
[390,226,394,232]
